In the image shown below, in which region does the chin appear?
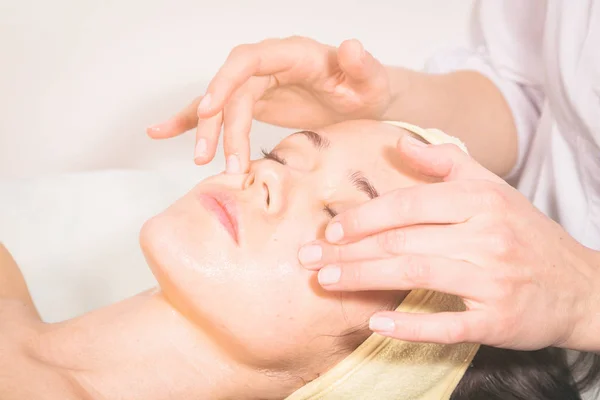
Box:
[139,207,236,319]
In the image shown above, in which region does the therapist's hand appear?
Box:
[298,137,600,352]
[146,36,392,174]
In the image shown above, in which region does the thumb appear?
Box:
[397,134,503,183]
[337,39,385,85]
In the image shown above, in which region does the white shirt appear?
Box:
[425,0,600,251]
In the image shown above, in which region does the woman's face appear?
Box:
[140,120,432,372]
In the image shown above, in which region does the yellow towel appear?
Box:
[285,121,479,400]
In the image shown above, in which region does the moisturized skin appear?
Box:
[1,120,433,400]
[141,120,434,370]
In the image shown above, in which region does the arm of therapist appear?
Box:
[298,139,600,353]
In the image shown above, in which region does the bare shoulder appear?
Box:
[0,248,88,398]
[0,301,81,400]
[0,244,39,314]
[0,347,80,399]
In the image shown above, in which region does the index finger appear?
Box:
[199,37,329,116]
[324,180,484,244]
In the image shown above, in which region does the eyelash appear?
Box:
[261,148,336,219]
[323,205,337,218]
[261,148,286,165]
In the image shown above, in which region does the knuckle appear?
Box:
[488,265,531,299]
[486,280,513,302]
[446,317,467,344]
[404,321,424,341]
[286,35,318,48]
[230,43,252,58]
[258,37,279,46]
[286,35,305,43]
[401,255,430,286]
[389,191,413,221]
[377,229,405,255]
[486,226,517,258]
[438,144,468,175]
[480,184,510,211]
[457,180,485,199]
[346,263,363,288]
[440,143,465,157]
[345,211,363,236]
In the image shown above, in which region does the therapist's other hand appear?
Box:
[298,136,600,352]
[147,36,392,173]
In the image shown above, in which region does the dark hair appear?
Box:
[333,298,600,400]
[451,346,600,400]
[335,328,600,400]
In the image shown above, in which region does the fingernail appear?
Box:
[404,134,428,148]
[147,123,167,136]
[318,265,341,285]
[197,94,212,114]
[194,138,207,159]
[298,245,322,264]
[325,222,344,242]
[226,154,241,174]
[369,316,395,333]
[147,124,162,133]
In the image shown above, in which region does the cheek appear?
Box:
[140,206,319,363]
[141,201,391,369]
[139,198,236,319]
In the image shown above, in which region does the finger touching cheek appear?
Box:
[316,256,485,300]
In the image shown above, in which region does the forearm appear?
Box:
[383,67,518,177]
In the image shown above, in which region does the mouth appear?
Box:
[196,191,240,244]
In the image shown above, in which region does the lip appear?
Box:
[196,191,240,244]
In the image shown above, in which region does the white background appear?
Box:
[0,0,474,320]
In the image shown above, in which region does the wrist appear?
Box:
[561,248,600,352]
[381,65,414,121]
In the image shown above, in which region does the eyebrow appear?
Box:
[293,130,331,150]
[349,170,379,199]
[292,130,379,200]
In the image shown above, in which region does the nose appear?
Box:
[243,162,286,215]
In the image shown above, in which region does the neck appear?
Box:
[33,289,296,400]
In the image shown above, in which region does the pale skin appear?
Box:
[149,36,600,352]
[1,120,425,399]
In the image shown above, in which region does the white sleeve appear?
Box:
[423,0,546,180]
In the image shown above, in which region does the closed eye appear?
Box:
[262,148,335,218]
[323,205,337,218]
[261,148,286,165]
